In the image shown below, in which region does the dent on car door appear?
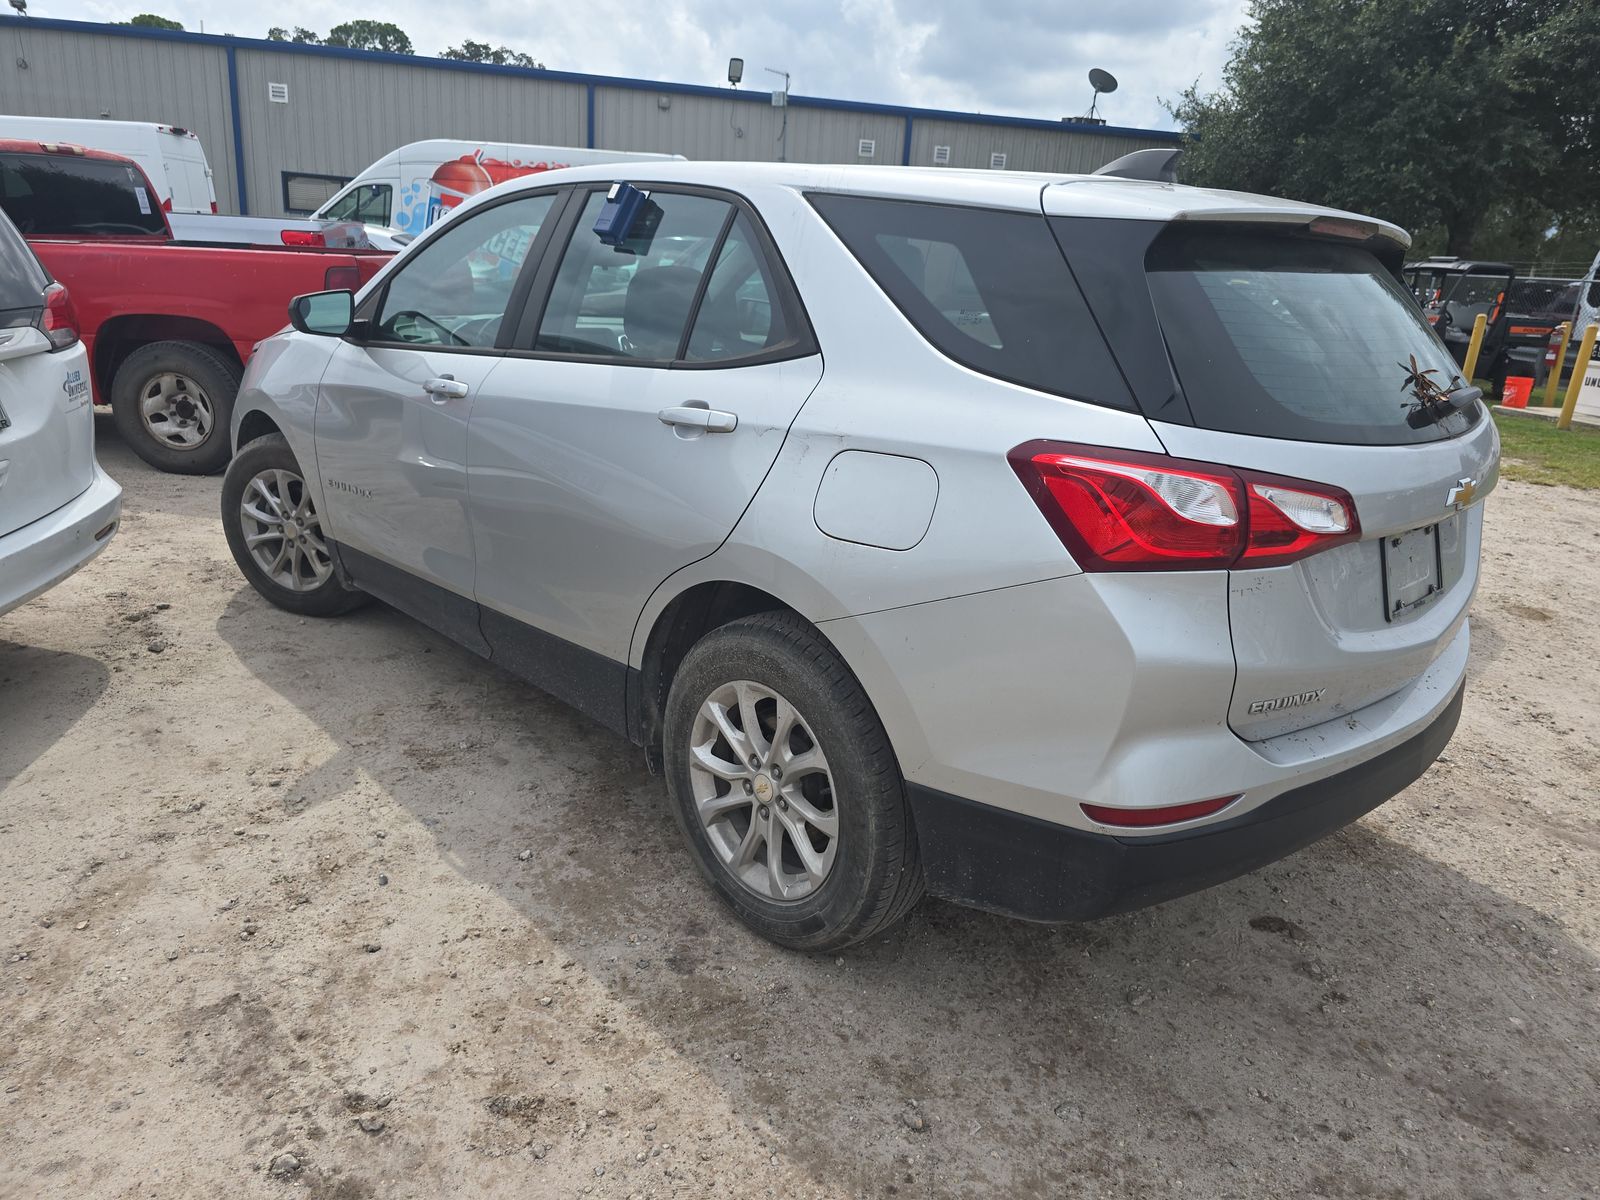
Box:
[313,190,559,631]
[468,189,823,684]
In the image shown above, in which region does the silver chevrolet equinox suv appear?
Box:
[222,154,1497,951]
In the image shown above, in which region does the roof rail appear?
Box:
[1092,148,1182,183]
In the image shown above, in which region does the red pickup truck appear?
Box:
[0,140,391,473]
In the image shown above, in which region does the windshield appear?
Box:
[1147,231,1480,446]
[0,153,166,236]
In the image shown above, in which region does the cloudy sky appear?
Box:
[48,0,1251,130]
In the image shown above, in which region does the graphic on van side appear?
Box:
[392,150,572,235]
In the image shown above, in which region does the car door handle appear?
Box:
[658,405,738,433]
[423,375,470,401]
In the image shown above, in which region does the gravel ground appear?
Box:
[2,422,1598,1200]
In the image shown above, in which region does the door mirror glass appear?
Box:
[290,289,354,336]
[374,191,556,348]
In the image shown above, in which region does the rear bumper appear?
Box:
[909,683,1463,922]
[0,463,122,616]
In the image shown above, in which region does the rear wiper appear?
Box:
[1399,356,1478,428]
[1407,383,1479,428]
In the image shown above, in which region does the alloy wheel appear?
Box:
[688,680,838,902]
[239,468,334,592]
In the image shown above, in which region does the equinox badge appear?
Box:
[1247,689,1326,715]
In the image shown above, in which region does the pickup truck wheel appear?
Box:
[220,434,369,617]
[663,612,924,952]
[110,340,240,475]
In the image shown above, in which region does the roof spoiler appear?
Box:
[1092,148,1182,183]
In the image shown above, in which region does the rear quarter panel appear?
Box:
[627,182,1165,664]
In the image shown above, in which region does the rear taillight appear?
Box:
[1010,442,1359,572]
[211,201,219,214]
[40,283,80,351]
[161,196,173,212]
[322,265,360,291]
[1240,480,1356,568]
[1082,795,1239,828]
[284,229,328,248]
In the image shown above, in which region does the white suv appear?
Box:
[0,210,120,616]
[222,157,1496,950]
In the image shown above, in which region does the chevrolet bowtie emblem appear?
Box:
[1447,478,1479,510]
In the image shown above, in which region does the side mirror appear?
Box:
[289,289,354,337]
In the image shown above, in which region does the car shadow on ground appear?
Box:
[216,586,1597,1198]
[0,643,110,786]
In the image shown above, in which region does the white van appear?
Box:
[0,115,216,214]
[311,140,682,246]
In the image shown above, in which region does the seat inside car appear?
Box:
[623,265,701,358]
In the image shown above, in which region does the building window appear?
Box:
[282,171,351,216]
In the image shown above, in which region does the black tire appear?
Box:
[663,611,923,952]
[220,434,369,617]
[110,340,240,475]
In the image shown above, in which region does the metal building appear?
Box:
[0,15,1181,218]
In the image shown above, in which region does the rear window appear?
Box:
[1147,231,1480,445]
[0,208,48,314]
[809,194,1134,410]
[0,153,166,237]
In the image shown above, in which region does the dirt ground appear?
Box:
[3,420,1598,1200]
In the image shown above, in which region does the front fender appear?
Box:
[230,331,340,515]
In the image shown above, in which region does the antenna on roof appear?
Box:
[1092,148,1183,183]
[1082,68,1118,124]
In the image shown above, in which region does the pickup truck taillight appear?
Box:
[40,283,80,351]
[283,230,328,248]
[1009,441,1361,572]
[323,265,360,291]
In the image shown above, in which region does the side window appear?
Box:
[684,213,794,362]
[535,190,733,360]
[374,192,555,348]
[873,233,997,348]
[325,183,391,225]
[355,184,392,224]
[809,193,1132,409]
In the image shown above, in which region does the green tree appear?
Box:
[266,26,323,44]
[324,20,413,54]
[125,13,183,29]
[440,40,544,69]
[1168,0,1600,257]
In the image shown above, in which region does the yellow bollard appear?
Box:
[1461,312,1489,383]
[1557,323,1598,430]
[1542,321,1572,407]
